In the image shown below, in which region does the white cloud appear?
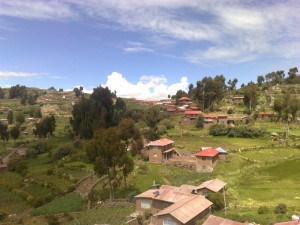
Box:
[0,71,41,79]
[103,72,188,100]
[1,0,300,64]
[0,0,76,20]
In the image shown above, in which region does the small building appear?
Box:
[215,147,228,160]
[181,111,202,124]
[145,138,177,163]
[194,179,227,196]
[152,195,212,225]
[178,97,191,105]
[195,148,219,172]
[202,215,244,225]
[231,96,244,103]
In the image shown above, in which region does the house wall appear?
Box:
[218,153,227,160]
[196,155,218,172]
[147,143,174,163]
[155,214,182,225]
[135,198,172,215]
[184,208,211,225]
[135,198,153,213]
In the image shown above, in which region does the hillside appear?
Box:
[0,85,300,225]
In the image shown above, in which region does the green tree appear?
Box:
[7,110,14,124]
[10,125,20,142]
[70,86,116,139]
[9,85,27,99]
[144,106,162,141]
[242,83,258,110]
[196,114,204,129]
[227,78,238,91]
[34,115,56,138]
[257,75,265,86]
[0,87,4,99]
[172,90,188,104]
[85,128,126,200]
[0,123,9,142]
[207,192,225,211]
[193,75,226,110]
[114,97,127,124]
[15,112,25,125]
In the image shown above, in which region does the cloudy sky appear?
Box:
[0,0,299,99]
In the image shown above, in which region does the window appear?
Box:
[141,200,151,209]
[153,153,157,157]
[163,219,176,225]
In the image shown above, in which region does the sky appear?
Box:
[0,0,299,100]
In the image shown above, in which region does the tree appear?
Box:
[7,110,14,124]
[273,93,300,139]
[257,75,265,86]
[118,118,143,155]
[242,83,258,110]
[193,75,226,110]
[0,87,4,99]
[10,125,20,142]
[70,86,116,139]
[15,113,25,125]
[85,128,126,200]
[73,87,82,98]
[227,78,238,91]
[34,115,56,138]
[114,97,127,124]
[196,114,204,129]
[207,192,225,211]
[9,85,26,99]
[172,90,188,104]
[0,123,9,142]
[144,106,163,141]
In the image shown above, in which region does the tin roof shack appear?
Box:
[194,179,226,196]
[202,215,244,225]
[215,147,228,160]
[152,195,212,225]
[195,148,219,173]
[145,138,177,163]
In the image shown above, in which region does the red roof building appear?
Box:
[195,148,219,173]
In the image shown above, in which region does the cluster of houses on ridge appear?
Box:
[129,178,300,225]
[128,179,226,225]
[144,138,227,173]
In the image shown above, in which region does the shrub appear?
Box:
[207,192,224,211]
[274,203,287,214]
[46,214,59,225]
[209,124,227,136]
[258,206,269,214]
[51,143,72,160]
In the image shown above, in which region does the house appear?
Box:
[194,179,226,196]
[152,195,212,225]
[181,111,202,124]
[178,97,191,105]
[258,112,276,121]
[231,96,244,103]
[202,215,244,225]
[145,138,177,163]
[215,147,228,160]
[134,183,213,225]
[195,148,219,172]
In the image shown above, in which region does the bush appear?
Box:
[51,143,72,160]
[207,192,224,211]
[258,206,269,214]
[209,124,227,136]
[274,203,287,214]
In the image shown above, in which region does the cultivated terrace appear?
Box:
[0,68,300,225]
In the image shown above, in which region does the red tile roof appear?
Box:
[202,215,244,225]
[146,138,174,147]
[178,97,191,101]
[195,148,219,157]
[184,110,202,115]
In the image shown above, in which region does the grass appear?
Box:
[0,187,30,214]
[63,205,135,225]
[32,192,83,216]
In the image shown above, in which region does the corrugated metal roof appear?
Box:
[146,138,174,147]
[274,221,300,225]
[196,179,226,192]
[202,215,244,225]
[195,148,219,157]
[155,195,212,224]
[178,97,191,101]
[216,147,228,154]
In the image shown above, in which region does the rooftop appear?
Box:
[146,138,174,147]
[196,179,227,192]
[202,215,244,225]
[195,148,219,157]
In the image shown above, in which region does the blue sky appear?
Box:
[0,0,299,100]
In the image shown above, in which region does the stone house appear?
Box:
[181,111,202,124]
[195,148,219,172]
[145,138,177,163]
